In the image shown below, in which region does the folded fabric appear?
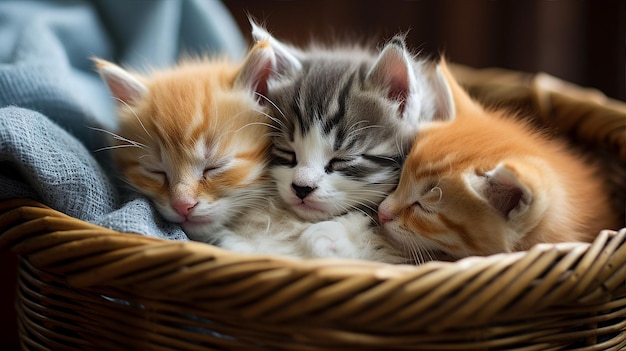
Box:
[0,0,245,240]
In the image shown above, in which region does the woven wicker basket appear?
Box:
[1,65,625,350]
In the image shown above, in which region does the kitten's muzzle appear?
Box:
[292,184,315,199]
[171,197,198,218]
[379,211,393,226]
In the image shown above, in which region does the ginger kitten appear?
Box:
[378,59,621,259]
[95,41,275,241]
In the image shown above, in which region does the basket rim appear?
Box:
[3,198,626,333]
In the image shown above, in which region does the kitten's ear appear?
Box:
[481,163,532,220]
[365,36,414,114]
[249,18,302,74]
[93,58,147,105]
[436,58,483,118]
[235,40,276,102]
[429,61,455,121]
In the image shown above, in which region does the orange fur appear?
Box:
[379,59,621,258]
[118,60,269,199]
[97,41,275,239]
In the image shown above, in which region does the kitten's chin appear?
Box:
[380,224,405,246]
[382,224,430,252]
[181,221,222,242]
[289,202,338,221]
[382,224,466,260]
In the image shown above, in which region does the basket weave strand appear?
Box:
[2,198,626,350]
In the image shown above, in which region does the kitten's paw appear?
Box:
[300,221,358,258]
[218,235,256,254]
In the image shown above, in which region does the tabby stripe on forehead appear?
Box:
[288,75,310,137]
[325,72,355,135]
[332,75,358,151]
[189,118,212,143]
[291,99,304,141]
[150,122,171,148]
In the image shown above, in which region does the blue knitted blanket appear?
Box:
[0,0,245,240]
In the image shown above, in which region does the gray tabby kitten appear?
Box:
[213,24,450,263]
[252,23,450,221]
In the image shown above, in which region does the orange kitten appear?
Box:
[378,59,621,259]
[95,41,275,241]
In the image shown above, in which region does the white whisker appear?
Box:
[93,144,144,152]
[89,127,148,150]
[113,97,153,142]
[339,201,377,223]
[348,189,391,197]
[346,123,384,140]
[346,206,376,223]
[254,108,286,129]
[255,92,286,120]
[234,122,281,133]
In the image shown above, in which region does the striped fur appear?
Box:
[255,26,442,221]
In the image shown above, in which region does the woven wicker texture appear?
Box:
[1,65,625,350]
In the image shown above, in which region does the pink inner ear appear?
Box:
[237,42,277,104]
[386,65,410,114]
[99,66,147,105]
[253,59,273,102]
[107,79,141,104]
[487,182,524,219]
[485,164,527,219]
[367,43,412,115]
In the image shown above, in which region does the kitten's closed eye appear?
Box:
[272,147,297,167]
[203,162,227,178]
[325,157,354,173]
[421,182,439,196]
[408,182,441,214]
[145,168,167,181]
[412,200,432,214]
[327,154,401,173]
[364,154,402,166]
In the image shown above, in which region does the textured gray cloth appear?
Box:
[0,0,246,240]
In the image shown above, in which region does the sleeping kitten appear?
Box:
[225,24,453,262]
[212,29,435,262]
[95,41,276,240]
[251,23,450,222]
[378,58,621,259]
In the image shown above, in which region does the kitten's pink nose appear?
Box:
[379,210,393,225]
[171,197,198,218]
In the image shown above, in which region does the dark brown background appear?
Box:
[224,0,625,101]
